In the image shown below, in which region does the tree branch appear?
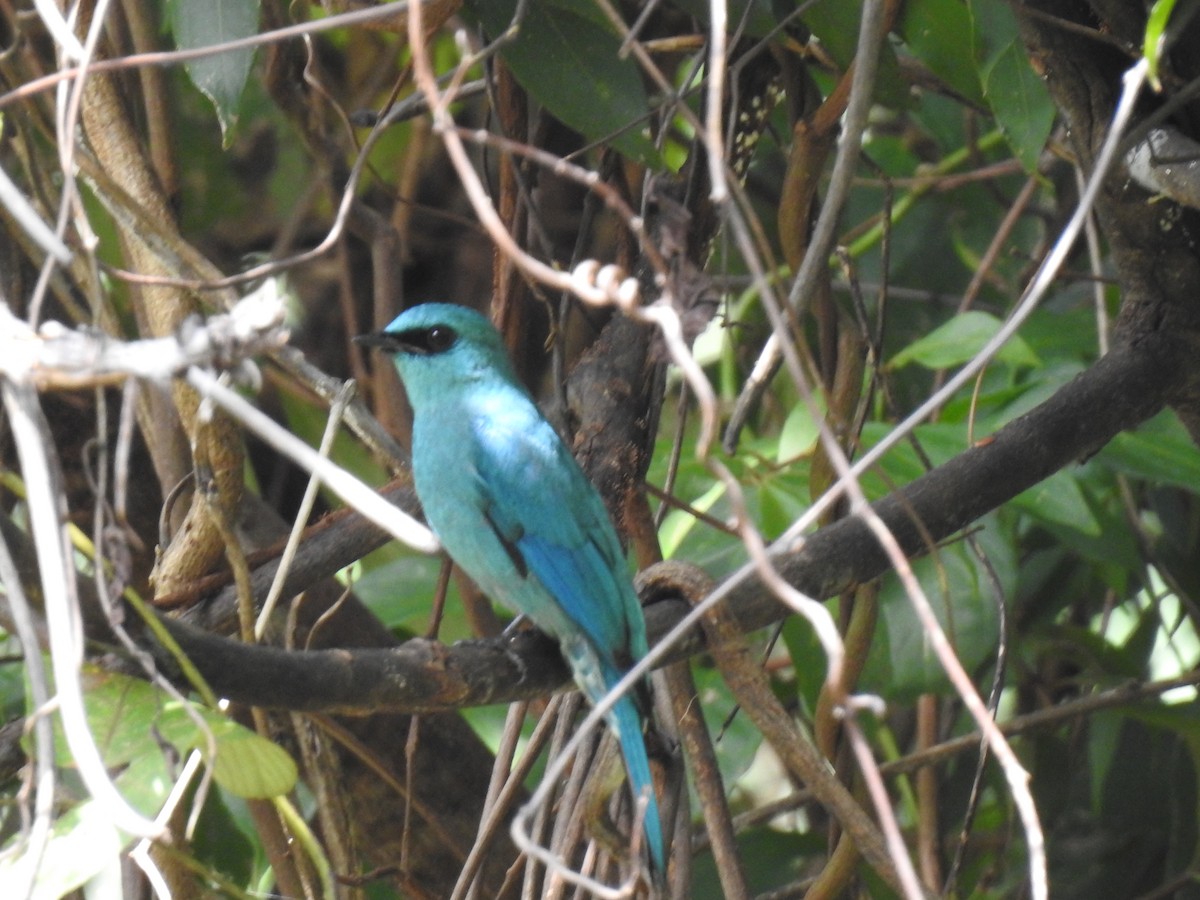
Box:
[140,328,1186,714]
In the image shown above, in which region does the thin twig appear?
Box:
[256,380,358,638]
[0,378,162,838]
[0,528,56,900]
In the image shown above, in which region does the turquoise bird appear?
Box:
[357,303,665,873]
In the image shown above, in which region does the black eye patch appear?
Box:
[354,324,459,355]
[395,325,459,355]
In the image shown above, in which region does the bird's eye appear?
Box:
[425,325,457,352]
[392,323,459,355]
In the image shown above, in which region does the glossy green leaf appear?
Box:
[353,546,446,634]
[279,390,388,486]
[191,787,257,888]
[0,748,175,897]
[888,310,1040,371]
[158,702,297,799]
[980,39,1055,172]
[1145,0,1179,89]
[165,0,259,143]
[1023,482,1142,578]
[660,478,726,559]
[978,361,1085,432]
[756,474,809,539]
[467,0,659,165]
[799,0,864,70]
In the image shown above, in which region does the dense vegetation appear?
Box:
[2,1,1200,898]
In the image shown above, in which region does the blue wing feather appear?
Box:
[471,398,646,660]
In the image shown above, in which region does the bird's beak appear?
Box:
[353,332,401,352]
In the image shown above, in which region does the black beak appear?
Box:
[353,332,401,352]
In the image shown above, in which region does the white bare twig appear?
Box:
[0,278,435,558]
[0,286,289,388]
[706,0,729,202]
[256,381,358,638]
[0,529,56,898]
[2,2,416,112]
[0,378,164,840]
[0,163,71,264]
[185,369,437,555]
[30,0,85,60]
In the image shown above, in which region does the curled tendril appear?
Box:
[569,260,642,311]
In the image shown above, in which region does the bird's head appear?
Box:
[355,303,519,406]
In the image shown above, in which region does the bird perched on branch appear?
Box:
[357,303,665,875]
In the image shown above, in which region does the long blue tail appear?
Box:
[609,692,665,873]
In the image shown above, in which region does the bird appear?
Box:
[356,303,666,874]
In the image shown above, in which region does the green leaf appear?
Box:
[888,310,1040,371]
[69,667,298,800]
[801,0,910,110]
[690,662,763,787]
[1145,0,1179,90]
[0,749,174,897]
[900,0,985,106]
[799,0,864,72]
[165,0,260,144]
[1012,469,1102,537]
[1018,477,1141,577]
[857,422,970,501]
[280,390,387,486]
[0,798,125,899]
[859,514,1010,700]
[980,39,1055,172]
[660,478,726,559]
[353,546,445,634]
[782,612,831,717]
[191,787,258,888]
[467,0,660,165]
[777,391,825,463]
[1096,410,1200,493]
[756,473,809,539]
[202,720,298,798]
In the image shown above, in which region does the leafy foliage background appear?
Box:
[1,1,1200,898]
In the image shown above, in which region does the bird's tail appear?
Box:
[609,691,666,874]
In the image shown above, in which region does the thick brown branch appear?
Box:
[147,330,1186,713]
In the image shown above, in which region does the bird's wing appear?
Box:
[473,410,643,665]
